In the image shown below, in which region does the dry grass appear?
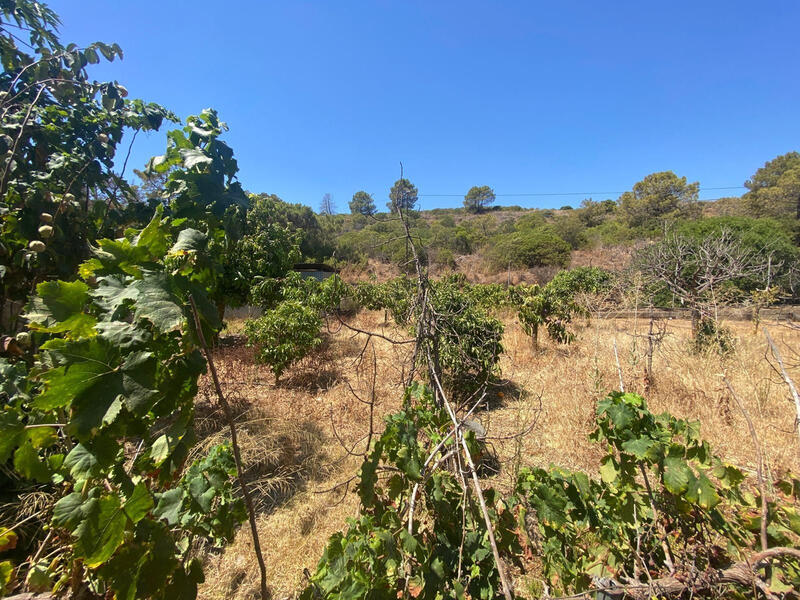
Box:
[198,309,800,599]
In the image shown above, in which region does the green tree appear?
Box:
[463,185,496,213]
[387,178,418,213]
[245,300,322,381]
[0,1,173,330]
[224,194,302,307]
[1,209,246,599]
[618,171,699,229]
[744,151,800,219]
[349,190,376,216]
[511,267,611,350]
[578,198,616,227]
[250,193,334,261]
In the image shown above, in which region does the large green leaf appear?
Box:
[152,488,183,525]
[74,495,126,567]
[684,470,720,509]
[13,440,51,482]
[123,482,153,523]
[605,402,636,429]
[63,444,101,480]
[169,229,207,254]
[662,456,691,495]
[131,273,184,332]
[179,148,213,170]
[133,205,169,259]
[621,437,654,459]
[0,410,24,463]
[25,280,97,338]
[53,492,88,529]
[36,339,157,438]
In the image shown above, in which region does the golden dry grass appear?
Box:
[198,310,800,599]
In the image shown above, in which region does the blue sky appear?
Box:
[49,1,800,211]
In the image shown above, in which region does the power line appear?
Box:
[419,186,746,198]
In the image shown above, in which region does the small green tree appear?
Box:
[618,171,699,229]
[578,198,616,227]
[349,190,376,216]
[387,178,418,213]
[244,301,322,381]
[463,185,496,213]
[429,275,504,398]
[512,267,612,351]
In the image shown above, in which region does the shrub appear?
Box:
[244,300,322,380]
[353,277,416,324]
[488,229,571,270]
[691,317,735,355]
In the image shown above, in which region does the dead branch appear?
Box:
[575,547,800,600]
[764,327,800,448]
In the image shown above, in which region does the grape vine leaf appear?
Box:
[131,274,184,333]
[153,488,183,525]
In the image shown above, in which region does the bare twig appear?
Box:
[723,377,768,552]
[613,337,625,392]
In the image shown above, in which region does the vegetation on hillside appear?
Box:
[1,3,800,600]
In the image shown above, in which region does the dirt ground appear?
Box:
[198,310,800,599]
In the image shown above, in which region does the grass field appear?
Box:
[198,311,800,599]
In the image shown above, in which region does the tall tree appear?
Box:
[319,192,335,215]
[463,185,496,213]
[387,178,418,213]
[350,190,376,216]
[618,171,699,229]
[744,151,800,219]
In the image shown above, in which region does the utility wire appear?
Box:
[419,186,746,198]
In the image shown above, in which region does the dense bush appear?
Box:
[488,228,571,270]
[244,300,322,380]
[516,391,800,596]
[428,276,505,398]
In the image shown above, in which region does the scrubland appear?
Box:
[199,311,800,599]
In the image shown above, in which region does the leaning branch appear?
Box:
[189,296,269,600]
[764,327,800,448]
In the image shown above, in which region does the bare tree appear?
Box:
[319,192,335,215]
[635,229,777,337]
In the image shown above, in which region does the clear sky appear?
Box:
[48,1,800,211]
